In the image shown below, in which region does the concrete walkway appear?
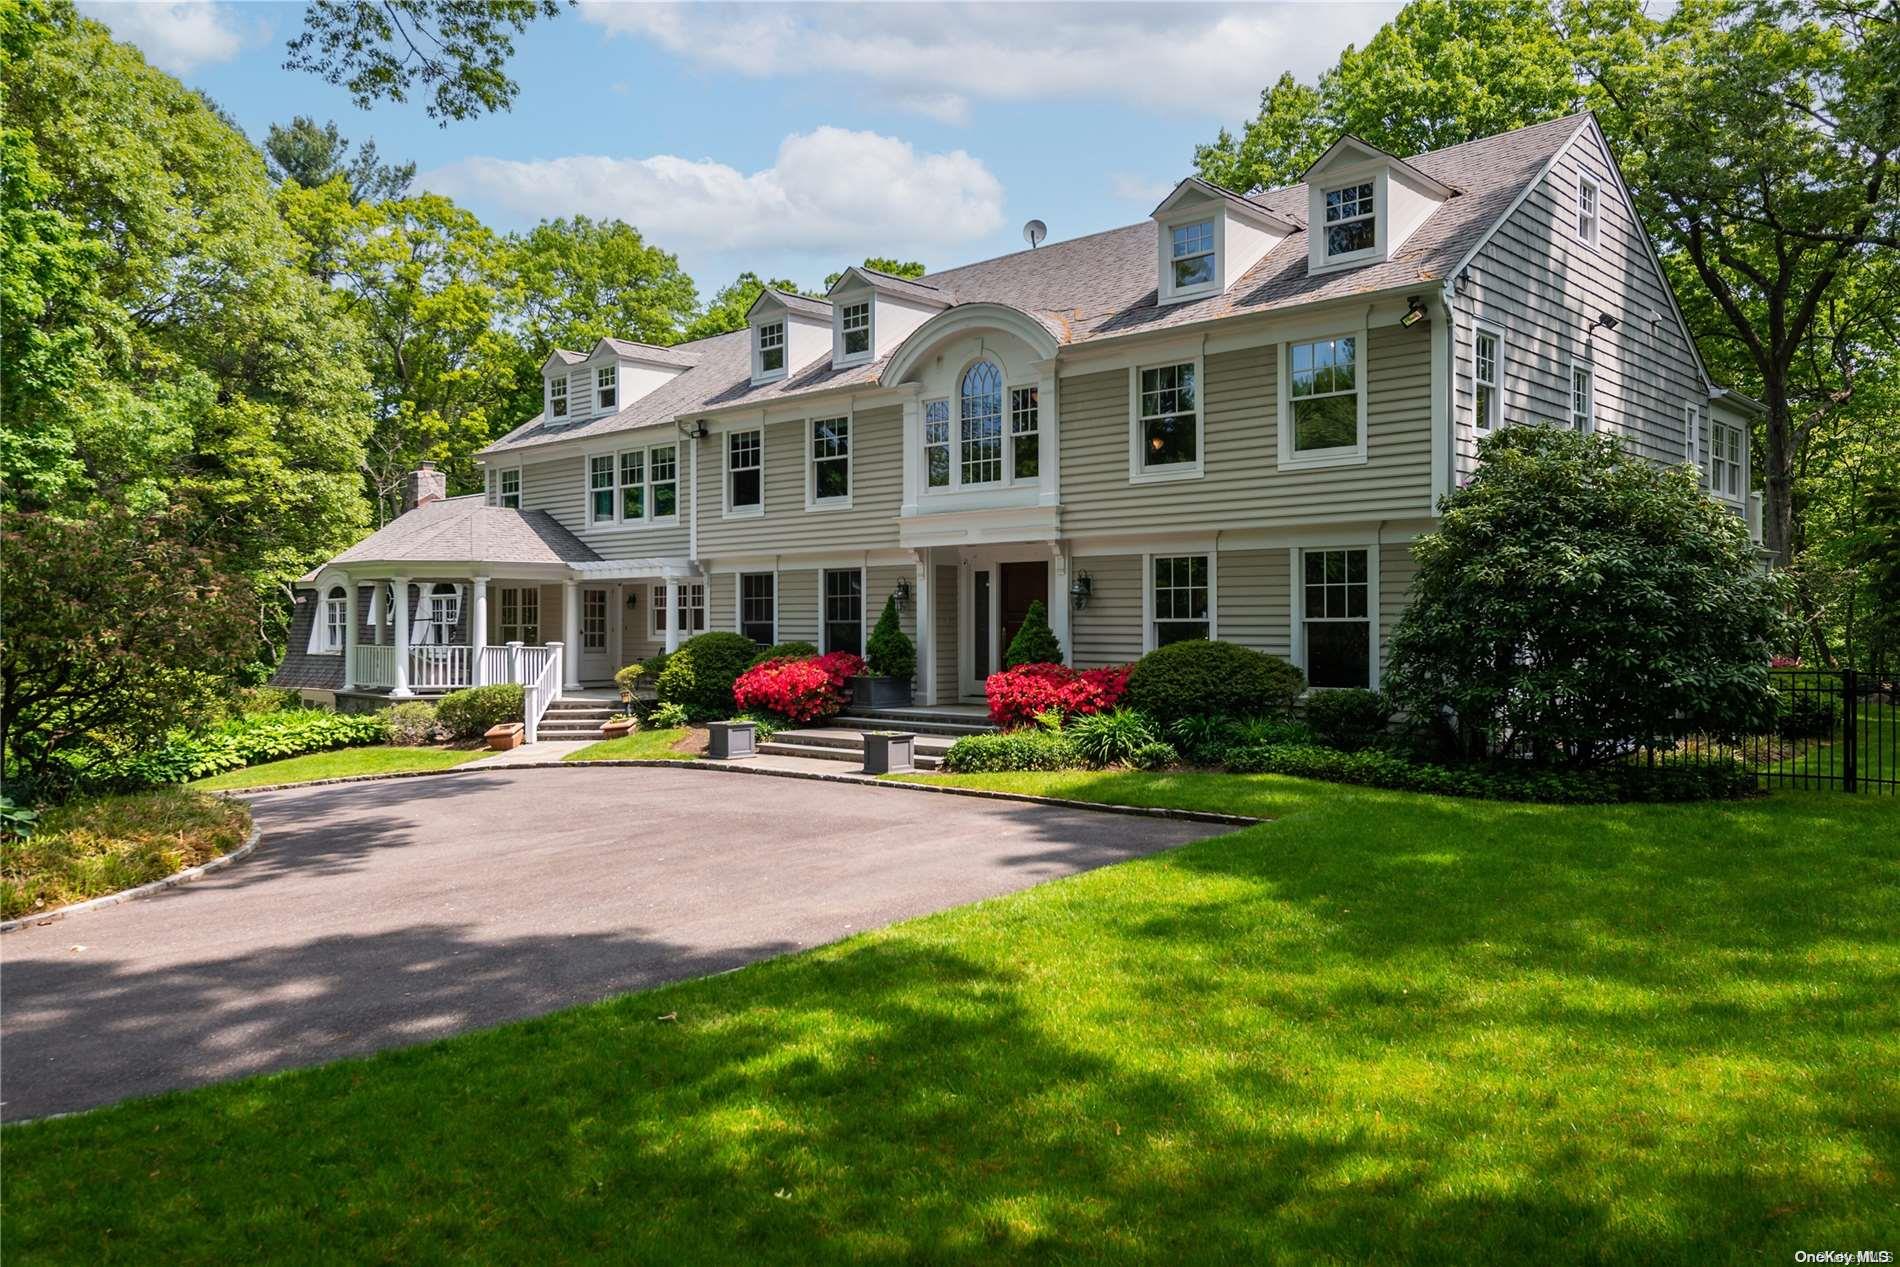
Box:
[1,766,1231,1120]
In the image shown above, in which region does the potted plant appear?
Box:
[484,721,524,750]
[600,713,637,739]
[851,595,915,709]
[614,662,645,705]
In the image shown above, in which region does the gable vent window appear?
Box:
[549,377,568,418]
[596,365,617,411]
[1577,175,1601,248]
[1170,219,1215,290]
[759,321,785,374]
[841,302,870,357]
[1324,181,1376,257]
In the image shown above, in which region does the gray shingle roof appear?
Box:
[833,266,954,307]
[599,337,701,367]
[483,114,1589,457]
[318,497,601,570]
[760,287,832,320]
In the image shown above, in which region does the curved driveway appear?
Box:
[1,767,1228,1120]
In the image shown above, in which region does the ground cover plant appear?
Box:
[1,788,251,919]
[4,778,1893,1262]
[96,710,389,792]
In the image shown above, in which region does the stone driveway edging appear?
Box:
[0,825,264,934]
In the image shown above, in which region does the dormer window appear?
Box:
[840,303,870,358]
[549,376,568,419]
[596,365,617,411]
[759,322,785,375]
[1169,220,1215,290]
[1324,181,1376,258]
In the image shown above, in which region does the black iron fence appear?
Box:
[1647,668,1897,795]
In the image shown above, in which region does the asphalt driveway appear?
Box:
[1,767,1230,1121]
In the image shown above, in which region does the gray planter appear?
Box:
[706,720,757,760]
[861,731,915,775]
[849,675,914,709]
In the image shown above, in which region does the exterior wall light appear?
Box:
[1399,296,1427,328]
[893,579,912,609]
[1070,571,1093,611]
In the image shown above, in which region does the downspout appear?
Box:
[1440,277,1459,506]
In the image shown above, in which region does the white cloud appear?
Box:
[579,1,1399,122]
[77,1,246,73]
[1110,173,1177,206]
[419,127,1006,256]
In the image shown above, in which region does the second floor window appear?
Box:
[1324,181,1375,257]
[596,365,617,411]
[1289,336,1359,454]
[1011,386,1040,480]
[1711,421,1744,497]
[811,417,849,504]
[1139,362,1198,470]
[728,429,762,511]
[589,455,615,524]
[591,444,678,525]
[497,468,520,509]
[1474,330,1501,431]
[1570,365,1594,432]
[841,302,870,357]
[924,398,951,488]
[960,361,1004,486]
[549,377,568,418]
[1170,219,1215,290]
[759,321,785,374]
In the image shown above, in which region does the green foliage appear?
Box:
[1002,599,1064,669]
[1,794,39,842]
[230,687,304,718]
[1777,692,1840,741]
[1303,689,1393,752]
[1066,708,1162,768]
[1167,715,1234,766]
[823,257,928,289]
[435,684,524,739]
[730,711,786,742]
[1385,427,1792,767]
[748,641,820,668]
[940,730,1079,774]
[649,702,691,730]
[100,711,388,793]
[1124,640,1305,726]
[865,596,916,681]
[1129,741,1179,772]
[380,701,442,746]
[1223,742,1757,804]
[1228,716,1317,748]
[684,271,809,340]
[655,632,759,720]
[613,663,647,696]
[264,116,413,202]
[639,651,672,680]
[2,787,250,920]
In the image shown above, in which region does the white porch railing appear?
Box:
[523,642,564,744]
[351,642,559,696]
[352,645,396,688]
[409,644,472,690]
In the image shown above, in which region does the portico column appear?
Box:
[391,576,413,698]
[562,579,582,689]
[913,552,935,706]
[339,571,357,691]
[1050,548,1073,667]
[663,577,682,654]
[471,576,489,685]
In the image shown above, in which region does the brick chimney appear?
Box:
[403,462,448,512]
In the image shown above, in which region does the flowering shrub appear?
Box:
[732,652,866,723]
[984,662,1132,729]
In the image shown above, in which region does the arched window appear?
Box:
[321,586,348,652]
[959,361,1003,486]
[426,582,462,645]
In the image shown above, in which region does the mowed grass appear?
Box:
[563,726,699,761]
[1,789,251,920]
[189,744,488,790]
[5,773,1897,1263]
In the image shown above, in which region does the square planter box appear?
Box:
[706,720,757,760]
[485,722,524,750]
[849,675,914,710]
[861,731,915,775]
[599,718,636,740]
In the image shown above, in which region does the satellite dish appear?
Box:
[1022,219,1047,249]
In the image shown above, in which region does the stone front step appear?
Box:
[758,726,954,771]
[833,710,995,738]
[534,699,623,740]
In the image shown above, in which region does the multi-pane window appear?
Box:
[1289,336,1359,452]
[589,455,616,524]
[1712,422,1744,497]
[740,573,775,644]
[651,583,705,635]
[924,398,951,489]
[1324,181,1376,257]
[811,418,850,503]
[619,449,645,520]
[590,444,679,525]
[1474,330,1501,431]
[841,302,871,357]
[596,365,617,411]
[1152,555,1210,647]
[497,468,521,509]
[823,568,863,654]
[1685,403,1703,472]
[549,376,568,418]
[1303,549,1370,688]
[649,445,678,518]
[498,586,539,644]
[728,430,762,511]
[759,321,785,375]
[1577,176,1601,247]
[1139,362,1198,469]
[1570,365,1595,432]
[1010,386,1040,480]
[426,582,460,642]
[581,588,607,651]
[960,361,1004,486]
[322,586,348,651]
[1170,219,1215,290]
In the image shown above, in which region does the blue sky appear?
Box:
[80,2,1399,297]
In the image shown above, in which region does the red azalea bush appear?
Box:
[985,662,1132,729]
[732,652,866,723]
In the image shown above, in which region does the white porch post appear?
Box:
[913,552,935,706]
[562,579,582,689]
[663,577,682,654]
[339,572,357,691]
[471,576,489,685]
[1050,547,1073,667]
[391,576,413,698]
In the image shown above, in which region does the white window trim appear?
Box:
[1566,362,1595,433]
[497,585,540,645]
[752,319,788,384]
[582,443,681,532]
[1008,382,1041,486]
[1140,552,1218,654]
[547,376,569,420]
[1576,174,1602,250]
[954,356,1009,491]
[595,364,618,414]
[1314,174,1385,272]
[1711,419,1747,502]
[1473,324,1504,432]
[835,299,873,367]
[1278,324,1370,471]
[736,570,779,644]
[312,585,348,655]
[1127,355,1206,484]
[1684,400,1703,474]
[649,581,706,639]
[723,427,765,519]
[493,466,522,509]
[1289,544,1381,691]
[805,414,854,511]
[1158,212,1220,304]
[819,565,868,655]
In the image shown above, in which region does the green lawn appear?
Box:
[5,773,1896,1263]
[1,788,251,921]
[563,726,698,761]
[189,745,488,790]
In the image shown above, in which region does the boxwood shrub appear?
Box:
[656,631,759,720]
[941,730,1079,773]
[1303,688,1393,751]
[1124,640,1304,725]
[1223,742,1756,803]
[436,684,524,739]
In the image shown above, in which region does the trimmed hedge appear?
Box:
[436,684,524,739]
[1124,640,1304,725]
[748,640,819,669]
[656,632,759,720]
[1303,689,1393,751]
[941,730,1078,773]
[381,701,442,746]
[1223,743,1758,803]
[100,711,389,791]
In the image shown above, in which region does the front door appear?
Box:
[998,561,1049,664]
[578,586,613,683]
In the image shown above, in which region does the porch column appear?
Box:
[562,579,582,689]
[391,576,413,698]
[913,552,935,706]
[1050,548,1073,667]
[339,571,357,691]
[663,577,682,654]
[471,576,489,685]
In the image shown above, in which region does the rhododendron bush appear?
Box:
[731,652,865,723]
[985,662,1132,729]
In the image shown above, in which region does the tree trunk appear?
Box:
[1760,380,1797,567]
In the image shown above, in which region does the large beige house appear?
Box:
[275,113,1762,736]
